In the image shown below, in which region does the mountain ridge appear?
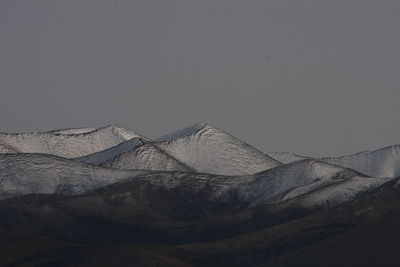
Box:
[154,123,282,175]
[0,123,399,266]
[0,125,145,158]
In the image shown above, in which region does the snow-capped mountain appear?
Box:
[75,137,146,165]
[288,176,393,209]
[0,123,398,211]
[0,125,144,158]
[1,151,391,211]
[102,143,193,172]
[235,159,369,207]
[154,123,281,175]
[320,145,400,178]
[0,153,148,200]
[1,123,399,267]
[266,145,400,179]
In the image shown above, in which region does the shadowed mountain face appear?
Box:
[0,124,399,266]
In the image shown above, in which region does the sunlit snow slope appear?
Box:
[321,145,400,178]
[0,154,393,210]
[94,159,388,210]
[76,137,146,165]
[0,153,147,200]
[291,176,393,209]
[234,159,371,206]
[155,123,281,175]
[102,143,193,172]
[0,125,143,158]
[0,123,397,211]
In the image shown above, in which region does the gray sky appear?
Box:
[0,0,399,157]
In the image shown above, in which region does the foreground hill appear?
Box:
[0,125,144,158]
[179,178,400,267]
[0,175,398,266]
[155,123,281,175]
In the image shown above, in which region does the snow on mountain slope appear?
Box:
[75,137,145,165]
[0,125,144,158]
[98,159,374,209]
[45,127,97,135]
[97,159,391,211]
[155,123,207,142]
[234,159,367,207]
[0,153,148,200]
[155,123,281,175]
[102,143,193,172]
[321,145,400,178]
[274,176,394,210]
[0,144,17,154]
[266,152,307,164]
[0,152,391,210]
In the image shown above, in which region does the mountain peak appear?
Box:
[0,125,145,158]
[321,144,400,178]
[155,123,281,175]
[155,122,210,142]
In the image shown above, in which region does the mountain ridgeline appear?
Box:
[0,123,399,266]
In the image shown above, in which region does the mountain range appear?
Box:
[0,123,399,266]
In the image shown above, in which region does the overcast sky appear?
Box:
[0,0,399,156]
